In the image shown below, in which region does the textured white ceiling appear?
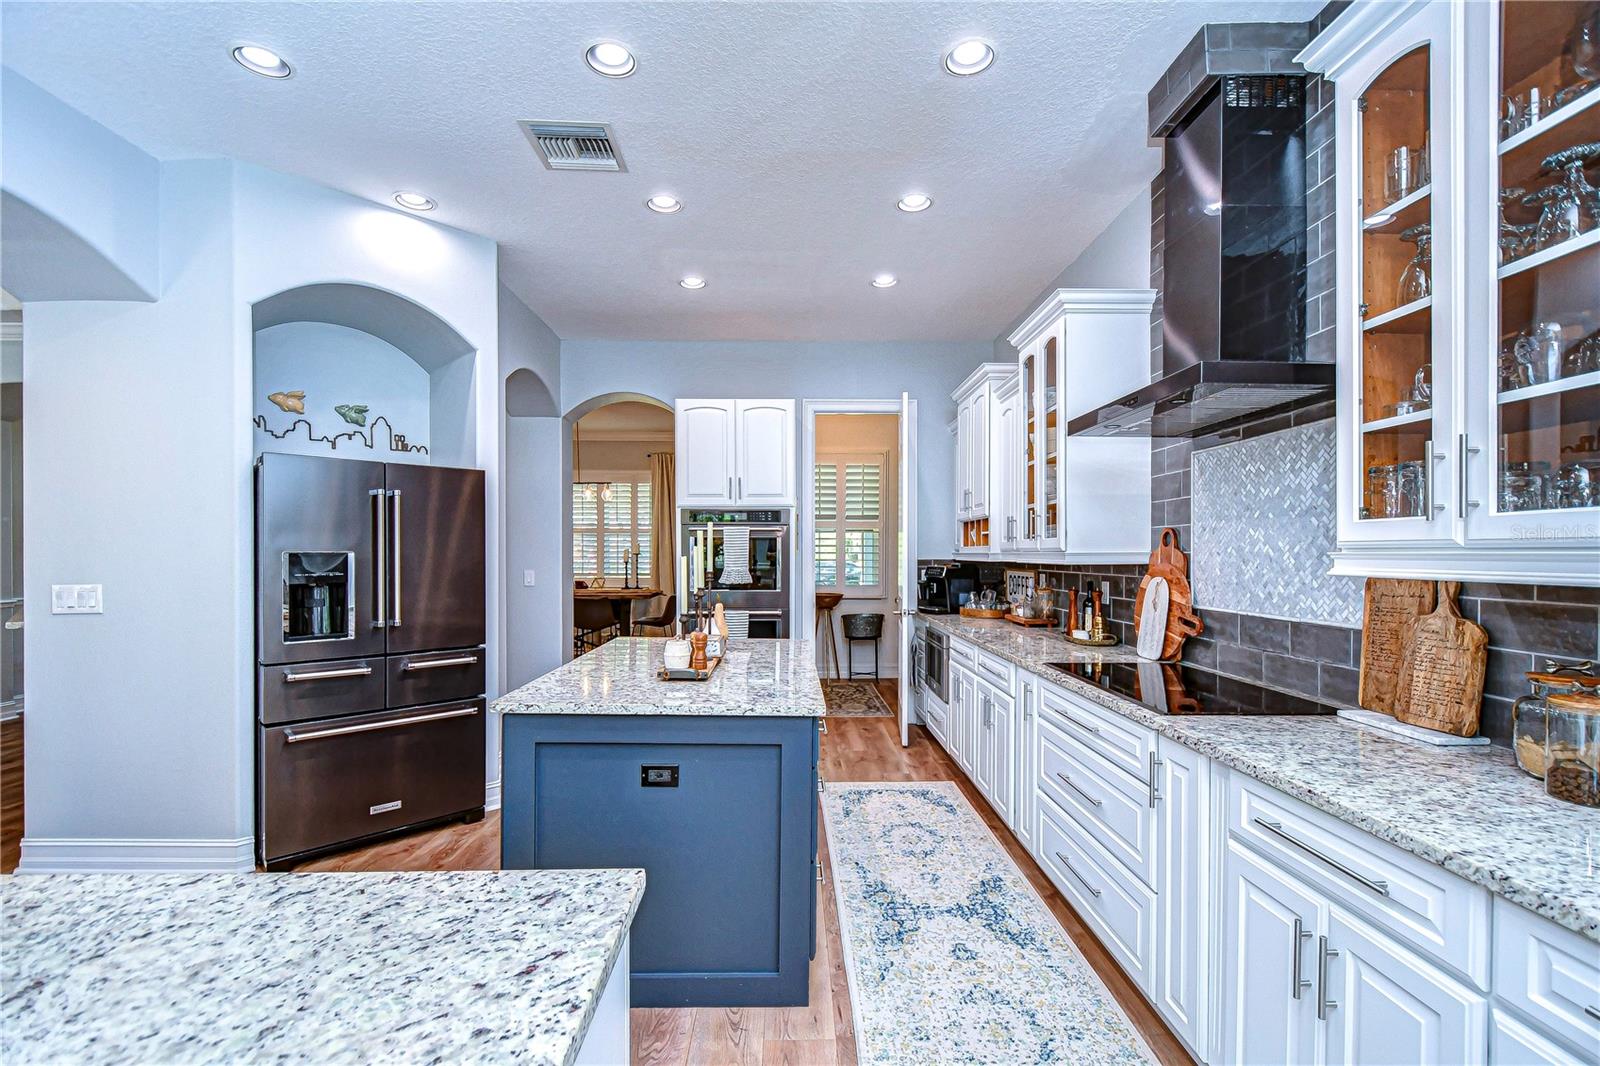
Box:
[2,1,1320,342]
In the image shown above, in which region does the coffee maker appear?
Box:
[917,562,980,614]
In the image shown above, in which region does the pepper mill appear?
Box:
[1091,587,1106,641]
[689,630,709,672]
[1067,588,1080,633]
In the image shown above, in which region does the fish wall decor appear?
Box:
[267,390,306,414]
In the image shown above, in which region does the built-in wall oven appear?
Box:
[680,509,790,638]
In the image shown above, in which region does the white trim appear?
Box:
[574,428,674,443]
[486,777,503,811]
[1296,0,1431,79]
[1328,545,1600,586]
[1006,288,1158,350]
[17,836,256,873]
[950,362,1015,403]
[0,321,21,342]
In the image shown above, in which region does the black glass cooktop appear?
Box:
[1045,660,1338,717]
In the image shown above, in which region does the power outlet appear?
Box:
[51,584,104,614]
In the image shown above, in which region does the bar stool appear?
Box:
[815,592,844,680]
[842,613,884,681]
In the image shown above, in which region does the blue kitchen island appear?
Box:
[495,637,825,1008]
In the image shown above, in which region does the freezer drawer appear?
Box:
[258,657,386,726]
[258,698,486,865]
[386,647,486,709]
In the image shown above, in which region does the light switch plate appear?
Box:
[523,569,536,587]
[51,584,103,614]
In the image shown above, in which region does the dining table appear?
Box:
[573,585,662,636]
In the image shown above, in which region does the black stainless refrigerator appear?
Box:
[255,452,486,869]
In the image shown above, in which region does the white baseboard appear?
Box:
[17,836,256,874]
[485,778,502,812]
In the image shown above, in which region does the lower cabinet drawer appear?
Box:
[1037,715,1154,887]
[259,699,485,863]
[1037,794,1154,993]
[1038,679,1156,786]
[1491,1006,1592,1066]
[1492,897,1600,1056]
[1229,773,1490,986]
[923,698,947,744]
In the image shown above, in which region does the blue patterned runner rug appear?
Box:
[822,781,1157,1065]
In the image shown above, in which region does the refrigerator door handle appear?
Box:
[389,489,403,628]
[371,489,388,628]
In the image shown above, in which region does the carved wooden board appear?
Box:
[1357,578,1438,715]
[1394,583,1488,737]
[1134,528,1204,661]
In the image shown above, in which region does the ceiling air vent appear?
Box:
[520,121,626,172]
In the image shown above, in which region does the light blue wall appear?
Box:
[0,68,159,300]
[991,188,1153,362]
[561,339,993,561]
[253,321,433,462]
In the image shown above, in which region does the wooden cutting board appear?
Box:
[1134,528,1204,661]
[1357,578,1438,715]
[1393,582,1488,737]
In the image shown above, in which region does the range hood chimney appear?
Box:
[1069,22,1335,440]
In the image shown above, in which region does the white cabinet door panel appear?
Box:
[1155,739,1209,1057]
[675,401,737,505]
[1221,839,1323,1066]
[734,399,793,505]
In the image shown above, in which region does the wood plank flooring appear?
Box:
[1,715,21,874]
[291,689,1191,1066]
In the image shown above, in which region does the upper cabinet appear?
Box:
[1005,289,1157,563]
[675,399,795,507]
[1303,0,1600,585]
[952,363,1013,553]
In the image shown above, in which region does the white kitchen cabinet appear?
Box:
[976,677,1014,828]
[1154,738,1210,1059]
[1300,1,1599,585]
[734,399,794,505]
[947,662,976,776]
[674,399,795,507]
[994,373,1024,552]
[1013,671,1038,855]
[676,399,738,505]
[951,364,1013,554]
[1005,289,1156,563]
[1322,906,1488,1066]
[1221,839,1325,1066]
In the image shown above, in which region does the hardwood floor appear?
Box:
[292,690,1191,1066]
[1,715,21,874]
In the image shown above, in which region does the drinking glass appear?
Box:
[1554,7,1600,107]
[1396,460,1427,518]
[1385,146,1417,204]
[1554,462,1600,509]
[1563,330,1600,378]
[1365,464,1399,519]
[1529,143,1600,251]
[1501,462,1551,512]
[1500,336,1533,392]
[1397,224,1432,304]
[1515,322,1566,385]
[1501,85,1551,138]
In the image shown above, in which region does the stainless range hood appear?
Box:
[1070,23,1334,439]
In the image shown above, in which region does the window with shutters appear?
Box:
[813,453,884,596]
[572,481,652,582]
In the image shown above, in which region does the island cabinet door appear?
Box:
[501,713,817,1008]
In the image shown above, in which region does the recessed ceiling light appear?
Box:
[232,44,292,79]
[679,275,707,290]
[897,193,933,213]
[871,274,898,288]
[944,39,995,77]
[646,194,682,214]
[586,41,636,78]
[393,191,436,212]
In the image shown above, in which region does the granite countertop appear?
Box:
[494,637,825,718]
[1,869,645,1066]
[921,613,1600,942]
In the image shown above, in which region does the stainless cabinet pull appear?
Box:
[1055,770,1101,807]
[1584,1005,1600,1023]
[371,489,388,628]
[1147,752,1162,809]
[283,665,373,683]
[1423,438,1435,518]
[1056,708,1101,737]
[283,705,478,743]
[389,489,404,627]
[737,476,743,499]
[1054,851,1102,898]
[401,654,479,671]
[1457,433,1480,518]
[1316,935,1339,1020]
[1290,918,1313,1000]
[1253,816,1390,896]
[727,476,733,499]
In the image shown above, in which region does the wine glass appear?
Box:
[1554,6,1600,107]
[1397,224,1432,305]
[1528,143,1600,251]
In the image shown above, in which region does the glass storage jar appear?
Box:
[1512,669,1598,778]
[1544,691,1600,807]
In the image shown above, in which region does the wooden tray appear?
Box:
[657,656,724,682]
[1063,632,1119,647]
[960,606,1005,619]
[1004,613,1051,627]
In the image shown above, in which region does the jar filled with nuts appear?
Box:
[1544,691,1600,808]
[1513,668,1598,778]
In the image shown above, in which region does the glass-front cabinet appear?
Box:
[1305,0,1599,583]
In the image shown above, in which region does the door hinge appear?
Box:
[1356,96,1368,113]
[1359,302,1369,318]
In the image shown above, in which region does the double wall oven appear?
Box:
[255,453,486,869]
[679,509,791,637]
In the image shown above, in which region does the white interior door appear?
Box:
[897,391,917,747]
